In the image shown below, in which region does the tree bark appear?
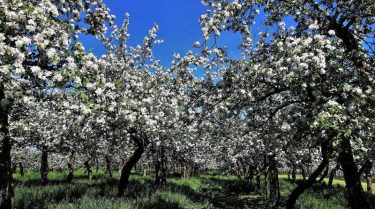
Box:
[300,165,306,181]
[235,160,242,179]
[255,170,261,191]
[95,157,99,174]
[183,164,188,178]
[328,163,339,187]
[318,164,329,183]
[291,163,297,182]
[155,147,167,186]
[0,83,13,209]
[359,159,373,192]
[40,145,49,185]
[366,175,372,192]
[265,153,280,207]
[339,137,369,209]
[11,163,16,174]
[117,137,145,197]
[154,160,161,185]
[83,160,92,181]
[143,167,147,176]
[286,142,332,209]
[105,155,112,178]
[18,162,24,176]
[66,151,74,183]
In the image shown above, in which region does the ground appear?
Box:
[13,169,375,209]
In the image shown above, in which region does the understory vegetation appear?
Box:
[13,169,375,209]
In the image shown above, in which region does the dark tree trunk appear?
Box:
[105,155,112,178]
[83,160,92,180]
[155,147,167,186]
[66,151,74,183]
[18,162,24,176]
[160,149,167,185]
[67,162,74,183]
[0,137,12,209]
[117,138,145,197]
[359,159,373,192]
[40,145,49,185]
[95,157,99,174]
[366,175,372,192]
[339,137,369,209]
[328,164,339,187]
[235,161,242,179]
[291,163,296,182]
[318,164,329,183]
[300,165,306,181]
[158,165,167,185]
[256,170,261,191]
[11,164,16,174]
[0,83,13,209]
[265,154,280,207]
[286,142,332,209]
[244,165,255,186]
[154,160,161,185]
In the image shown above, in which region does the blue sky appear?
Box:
[80,1,298,72]
[80,0,243,68]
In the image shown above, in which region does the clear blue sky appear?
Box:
[80,1,297,71]
[80,0,243,68]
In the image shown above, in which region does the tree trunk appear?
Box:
[265,154,280,207]
[154,160,161,185]
[18,162,24,176]
[67,162,74,183]
[40,145,49,185]
[105,155,112,178]
[11,163,16,174]
[300,165,306,181]
[339,137,369,209]
[291,163,296,182]
[318,164,329,183]
[328,168,337,187]
[117,139,145,197]
[66,151,74,183]
[95,157,99,174]
[0,83,13,209]
[359,159,373,192]
[366,175,372,192]
[183,164,188,179]
[256,170,261,191]
[158,148,167,185]
[83,160,92,181]
[286,142,332,209]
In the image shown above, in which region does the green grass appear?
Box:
[279,174,375,195]
[12,169,375,209]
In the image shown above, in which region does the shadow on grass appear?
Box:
[281,179,375,209]
[14,174,109,187]
[137,198,183,209]
[15,178,119,209]
[165,176,266,209]
[15,173,266,209]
